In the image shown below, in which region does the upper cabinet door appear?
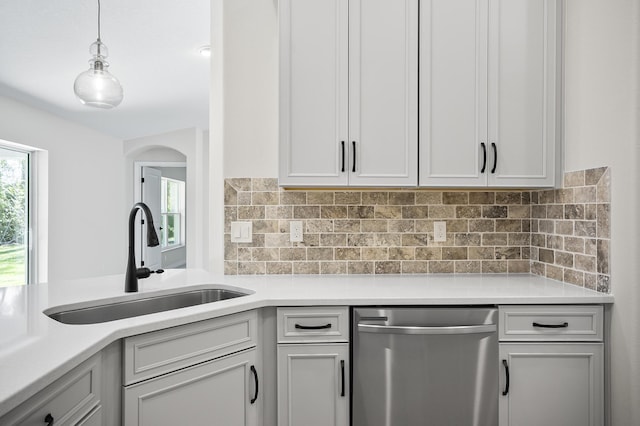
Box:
[279,0,349,186]
[419,0,489,187]
[487,0,559,187]
[349,0,418,187]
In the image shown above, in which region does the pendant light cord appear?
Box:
[97,0,101,42]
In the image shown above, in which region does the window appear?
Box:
[160,177,185,249]
[0,147,29,286]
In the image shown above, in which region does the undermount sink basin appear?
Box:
[46,287,250,325]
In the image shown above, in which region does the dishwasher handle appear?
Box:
[357,323,496,335]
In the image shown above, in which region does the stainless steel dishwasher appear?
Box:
[352,307,498,426]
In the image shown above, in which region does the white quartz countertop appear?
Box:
[0,270,613,416]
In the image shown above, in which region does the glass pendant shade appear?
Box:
[74,40,123,109]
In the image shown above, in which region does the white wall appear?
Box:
[133,147,186,163]
[157,166,187,181]
[564,0,640,424]
[0,95,127,281]
[221,0,278,178]
[209,0,279,272]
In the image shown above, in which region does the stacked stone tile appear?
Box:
[223,167,611,294]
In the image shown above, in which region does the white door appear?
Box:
[499,343,603,426]
[487,0,558,187]
[278,0,349,187]
[124,349,259,426]
[277,344,349,426]
[141,167,161,270]
[348,0,418,186]
[419,0,489,187]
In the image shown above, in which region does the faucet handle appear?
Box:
[135,267,165,279]
[135,267,152,279]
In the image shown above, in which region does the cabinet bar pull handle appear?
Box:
[341,141,345,172]
[44,413,54,425]
[480,142,487,173]
[358,323,496,335]
[352,141,356,173]
[532,321,569,328]
[502,359,510,396]
[491,142,497,173]
[294,323,332,330]
[250,365,259,404]
[340,360,345,397]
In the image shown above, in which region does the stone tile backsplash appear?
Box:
[224,167,611,293]
[529,167,611,292]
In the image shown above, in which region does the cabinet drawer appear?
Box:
[499,305,603,342]
[2,353,101,426]
[277,307,349,343]
[75,405,102,426]
[124,310,257,385]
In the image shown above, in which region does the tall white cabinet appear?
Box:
[419,0,560,187]
[279,0,418,187]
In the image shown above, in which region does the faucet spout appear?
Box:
[125,202,160,292]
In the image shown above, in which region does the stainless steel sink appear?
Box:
[46,288,250,325]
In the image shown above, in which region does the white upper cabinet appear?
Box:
[282,0,559,188]
[487,0,558,187]
[348,0,418,186]
[419,0,488,186]
[279,0,418,187]
[419,0,560,188]
[279,0,349,187]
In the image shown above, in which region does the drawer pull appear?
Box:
[294,323,332,330]
[532,321,569,329]
[340,360,345,397]
[44,413,54,425]
[250,365,259,404]
[491,142,497,173]
[352,141,356,173]
[502,359,510,396]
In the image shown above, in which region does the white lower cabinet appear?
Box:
[1,353,102,426]
[276,307,350,426]
[498,305,604,426]
[499,343,603,426]
[123,348,259,426]
[122,310,260,426]
[277,344,349,426]
[75,405,103,426]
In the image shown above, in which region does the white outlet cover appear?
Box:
[434,221,447,242]
[290,221,303,242]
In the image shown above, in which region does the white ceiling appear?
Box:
[0,0,210,140]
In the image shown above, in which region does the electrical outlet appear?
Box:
[433,221,447,242]
[290,221,303,242]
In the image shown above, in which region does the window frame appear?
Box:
[0,144,32,285]
[160,176,186,250]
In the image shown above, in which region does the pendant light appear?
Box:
[73,0,123,109]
